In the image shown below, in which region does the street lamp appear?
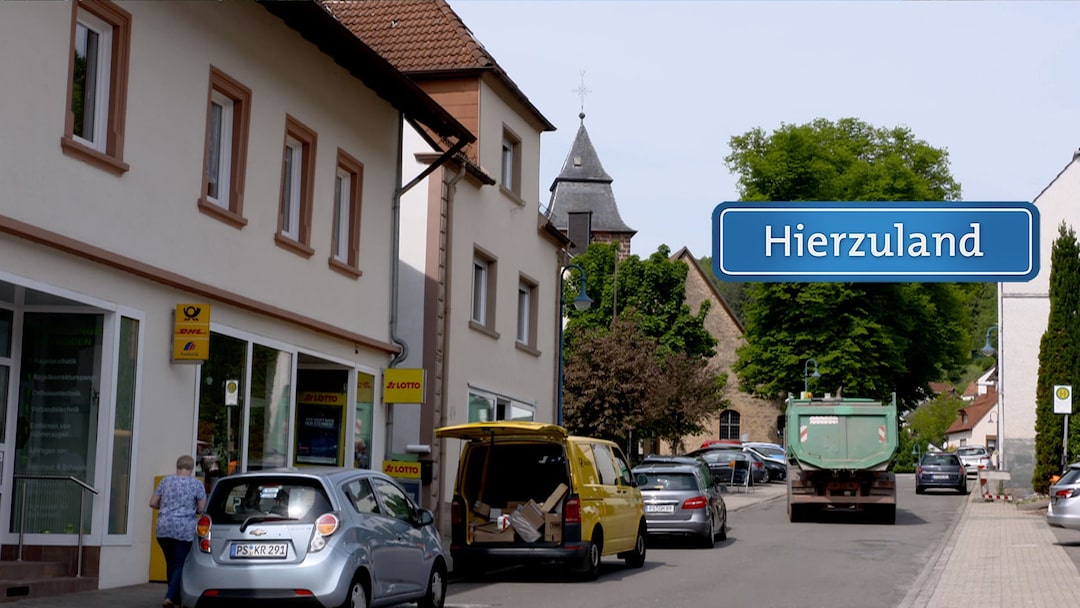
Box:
[981,324,1003,470]
[803,358,821,395]
[557,263,593,427]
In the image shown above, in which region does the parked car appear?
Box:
[915,453,969,494]
[743,442,786,462]
[957,445,992,476]
[686,447,766,485]
[743,446,786,482]
[633,455,727,547]
[181,467,446,608]
[435,422,647,580]
[1048,463,1080,530]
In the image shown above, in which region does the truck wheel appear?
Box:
[621,523,647,568]
[578,529,602,581]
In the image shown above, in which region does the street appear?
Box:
[442,475,966,608]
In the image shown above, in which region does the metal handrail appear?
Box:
[13,474,99,577]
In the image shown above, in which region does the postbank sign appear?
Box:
[172,303,210,361]
[712,201,1039,282]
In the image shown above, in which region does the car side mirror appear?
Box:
[416,509,435,527]
[635,473,648,488]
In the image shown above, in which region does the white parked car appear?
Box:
[956,446,992,476]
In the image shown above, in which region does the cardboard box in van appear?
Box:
[541,483,568,512]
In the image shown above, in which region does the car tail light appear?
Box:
[310,513,339,553]
[564,495,581,524]
[1055,488,1080,499]
[196,515,212,553]
[682,496,708,510]
[916,465,923,475]
[753,461,763,469]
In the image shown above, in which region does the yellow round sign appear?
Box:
[1058,386,1072,400]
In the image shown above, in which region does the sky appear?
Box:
[449,1,1080,259]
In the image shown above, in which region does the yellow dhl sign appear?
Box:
[382,460,421,479]
[173,304,210,361]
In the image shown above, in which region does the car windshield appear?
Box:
[922,454,961,466]
[638,472,698,491]
[207,476,334,524]
[754,447,785,459]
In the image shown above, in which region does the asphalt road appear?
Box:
[443,474,967,608]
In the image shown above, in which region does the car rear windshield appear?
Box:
[922,454,961,466]
[207,477,334,524]
[639,472,698,491]
[957,447,986,456]
[1058,468,1080,486]
[697,450,747,464]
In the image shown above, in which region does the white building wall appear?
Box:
[1000,153,1080,491]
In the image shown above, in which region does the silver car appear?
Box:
[633,456,727,547]
[1048,463,1080,530]
[181,467,446,608]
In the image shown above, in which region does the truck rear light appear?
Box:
[682,496,708,510]
[451,499,464,525]
[564,495,581,524]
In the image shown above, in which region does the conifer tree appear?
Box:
[1033,222,1080,493]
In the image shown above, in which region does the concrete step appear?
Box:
[0,561,97,603]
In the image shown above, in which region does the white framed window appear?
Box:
[72,10,112,152]
[199,67,251,227]
[516,275,538,351]
[333,167,351,262]
[329,149,364,277]
[472,258,488,325]
[206,91,233,207]
[62,0,131,174]
[500,127,522,198]
[468,388,535,422]
[281,136,303,239]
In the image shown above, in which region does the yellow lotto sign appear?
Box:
[173,304,210,361]
[384,368,424,403]
[383,460,421,479]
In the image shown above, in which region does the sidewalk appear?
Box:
[10,481,1078,608]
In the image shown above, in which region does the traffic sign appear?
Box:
[712,201,1038,282]
[1054,385,1072,414]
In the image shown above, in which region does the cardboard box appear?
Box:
[544,512,562,543]
[516,500,545,530]
[471,522,514,543]
[541,483,569,513]
[472,501,491,518]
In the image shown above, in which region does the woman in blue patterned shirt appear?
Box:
[150,454,207,608]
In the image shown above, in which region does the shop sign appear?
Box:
[384,368,424,403]
[173,303,210,361]
[382,460,421,479]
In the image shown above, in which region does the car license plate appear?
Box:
[933,474,949,479]
[645,504,674,514]
[230,542,288,559]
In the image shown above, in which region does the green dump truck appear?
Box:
[786,393,899,524]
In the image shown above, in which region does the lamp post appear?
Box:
[803,358,821,396]
[557,263,593,427]
[981,324,1002,469]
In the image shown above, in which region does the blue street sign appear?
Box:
[712,201,1038,282]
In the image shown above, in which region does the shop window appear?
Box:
[354,372,374,469]
[197,333,247,476]
[12,313,104,534]
[295,388,345,467]
[246,345,292,470]
[108,316,138,534]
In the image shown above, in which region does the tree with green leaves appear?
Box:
[1033,223,1080,493]
[724,118,970,410]
[561,243,726,448]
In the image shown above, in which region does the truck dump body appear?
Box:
[787,398,898,471]
[786,395,899,524]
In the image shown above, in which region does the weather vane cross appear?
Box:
[573,70,591,116]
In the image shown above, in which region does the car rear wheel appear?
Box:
[699,515,715,548]
[418,562,446,608]
[578,529,603,580]
[915,485,925,495]
[339,574,369,608]
[716,515,727,541]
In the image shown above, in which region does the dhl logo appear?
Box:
[177,328,207,335]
